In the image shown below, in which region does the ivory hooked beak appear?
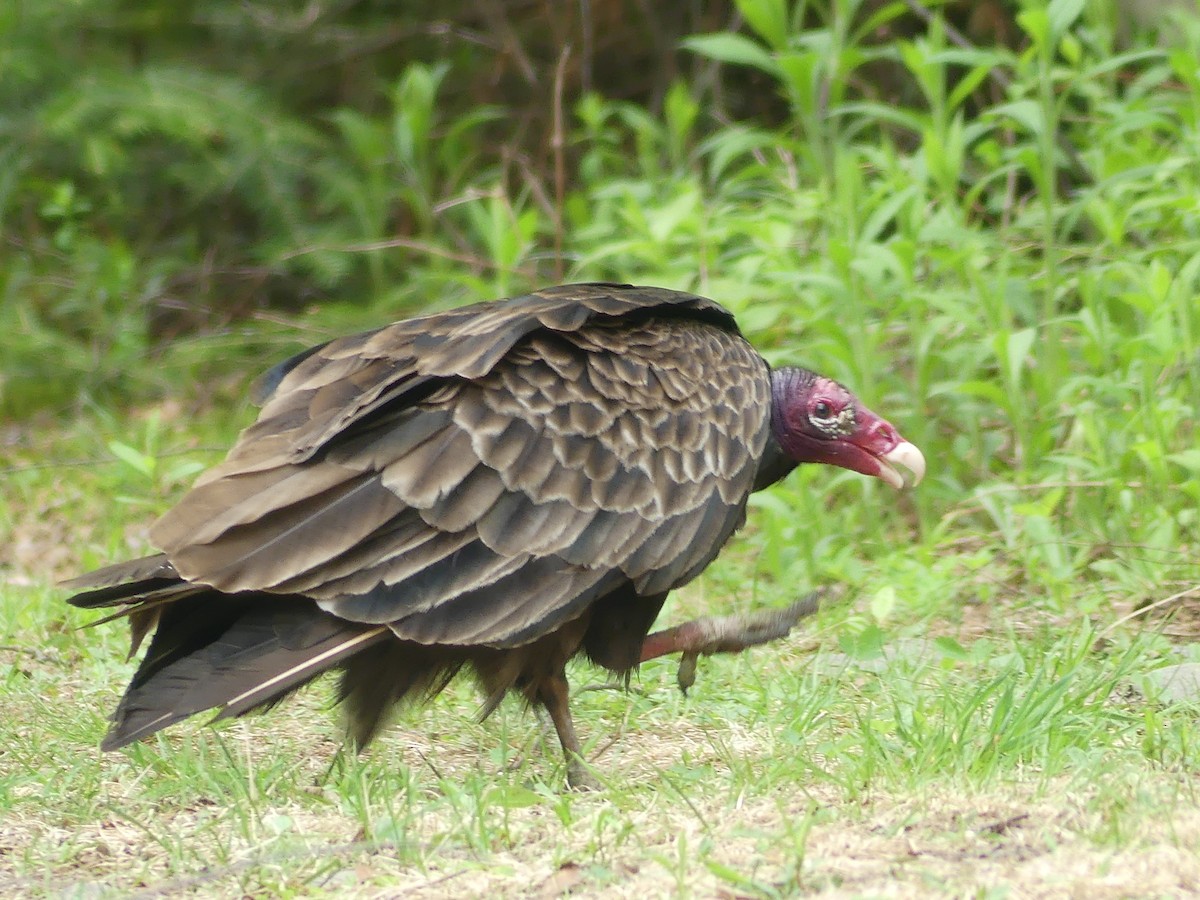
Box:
[877,441,926,490]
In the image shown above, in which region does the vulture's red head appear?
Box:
[771,367,925,489]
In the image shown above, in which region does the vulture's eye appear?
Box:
[810,397,853,435]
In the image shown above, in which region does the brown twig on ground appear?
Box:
[278,236,538,278]
[1100,583,1200,639]
[551,44,571,283]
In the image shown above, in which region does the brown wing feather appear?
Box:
[139,285,768,651]
[235,283,737,468]
[69,283,781,754]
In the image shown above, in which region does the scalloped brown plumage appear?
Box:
[66,282,923,789]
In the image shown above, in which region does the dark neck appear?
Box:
[754,366,814,490]
[752,431,797,491]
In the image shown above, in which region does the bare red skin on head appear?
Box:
[769,368,909,482]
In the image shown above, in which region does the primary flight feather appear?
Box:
[66,283,924,787]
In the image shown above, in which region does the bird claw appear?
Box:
[566,759,602,792]
[639,587,840,693]
[677,652,699,694]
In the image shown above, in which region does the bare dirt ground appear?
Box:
[4,711,1198,899]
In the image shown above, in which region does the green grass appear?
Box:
[5,1,1200,895]
[3,394,1199,896]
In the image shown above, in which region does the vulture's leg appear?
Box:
[535,670,598,791]
[639,589,830,693]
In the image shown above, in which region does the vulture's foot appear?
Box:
[639,588,835,694]
[565,758,601,792]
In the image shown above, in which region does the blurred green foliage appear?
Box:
[5,1,1200,617]
[2,0,736,414]
[5,0,1173,414]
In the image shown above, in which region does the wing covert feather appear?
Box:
[146,285,772,647]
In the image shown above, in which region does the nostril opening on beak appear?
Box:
[871,421,897,447]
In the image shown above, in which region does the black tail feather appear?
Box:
[69,560,579,754]
[62,554,178,607]
[336,641,467,748]
[101,593,388,750]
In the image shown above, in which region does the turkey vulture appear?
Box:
[66,283,924,788]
